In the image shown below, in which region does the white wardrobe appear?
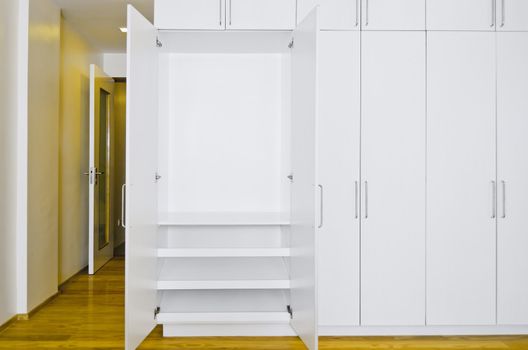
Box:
[124,1,528,349]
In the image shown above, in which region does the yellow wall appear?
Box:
[59,17,102,283]
[113,82,127,248]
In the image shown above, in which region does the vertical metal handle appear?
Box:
[364,181,368,219]
[491,181,496,219]
[491,0,496,27]
[229,0,232,26]
[219,0,222,26]
[365,0,369,26]
[501,0,505,27]
[502,180,506,218]
[355,0,359,27]
[354,181,359,219]
[318,184,324,228]
[121,184,126,228]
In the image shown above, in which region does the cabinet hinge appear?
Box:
[156,37,163,48]
[155,172,162,182]
[287,305,293,319]
[287,174,293,183]
[288,39,294,49]
[154,306,160,319]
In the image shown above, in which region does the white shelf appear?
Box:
[157,258,290,290]
[158,212,290,226]
[158,290,290,324]
[157,247,291,258]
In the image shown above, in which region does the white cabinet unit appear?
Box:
[497,0,528,31]
[361,0,425,30]
[317,31,360,327]
[297,0,360,30]
[427,32,496,326]
[360,31,426,326]
[427,0,497,31]
[227,0,296,30]
[497,33,528,325]
[155,0,225,30]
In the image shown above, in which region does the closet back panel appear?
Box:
[160,53,287,213]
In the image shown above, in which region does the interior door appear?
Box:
[125,5,159,350]
[360,31,426,326]
[361,0,425,30]
[317,31,360,327]
[497,32,528,325]
[154,0,225,30]
[427,32,496,325]
[497,0,528,31]
[88,64,114,275]
[297,0,360,30]
[227,0,296,30]
[290,8,319,350]
[427,0,497,30]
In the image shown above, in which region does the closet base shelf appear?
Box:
[157,311,291,324]
[162,323,296,337]
[157,280,291,290]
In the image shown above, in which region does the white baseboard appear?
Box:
[319,325,528,336]
[163,323,297,337]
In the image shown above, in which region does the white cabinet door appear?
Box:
[297,0,360,30]
[154,0,225,30]
[291,8,319,350]
[497,33,528,325]
[497,0,528,31]
[427,0,497,30]
[361,0,425,30]
[360,31,426,326]
[317,31,360,327]
[227,0,296,30]
[125,5,159,350]
[427,32,496,326]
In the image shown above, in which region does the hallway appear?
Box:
[0,258,527,349]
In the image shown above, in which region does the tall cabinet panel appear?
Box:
[317,31,360,327]
[427,32,496,326]
[497,33,528,325]
[360,31,426,326]
[427,0,497,30]
[125,5,159,350]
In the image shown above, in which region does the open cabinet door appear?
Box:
[125,5,159,350]
[290,7,319,350]
[88,64,115,274]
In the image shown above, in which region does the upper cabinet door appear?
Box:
[227,0,296,30]
[362,0,425,30]
[154,0,225,30]
[427,0,497,31]
[125,5,159,350]
[497,0,528,31]
[298,0,360,30]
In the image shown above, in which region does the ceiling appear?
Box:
[53,0,154,53]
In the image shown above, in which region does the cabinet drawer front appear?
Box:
[155,0,225,30]
[427,0,496,31]
[227,0,296,30]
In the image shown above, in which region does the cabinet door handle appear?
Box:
[501,0,505,27]
[502,180,506,218]
[121,184,126,228]
[219,0,222,26]
[355,181,359,219]
[364,181,368,219]
[318,184,324,228]
[229,0,232,26]
[365,0,369,26]
[491,0,496,27]
[491,180,497,219]
[355,0,359,27]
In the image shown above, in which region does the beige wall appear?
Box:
[0,0,21,325]
[59,18,102,283]
[27,0,61,311]
[113,82,127,248]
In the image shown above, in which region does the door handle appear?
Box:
[365,0,369,26]
[355,0,359,27]
[501,180,506,218]
[121,184,126,228]
[491,180,497,219]
[364,181,368,219]
[354,181,359,219]
[318,184,324,228]
[501,0,505,27]
[219,0,222,26]
[229,0,232,26]
[491,0,496,27]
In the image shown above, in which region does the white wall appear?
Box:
[103,53,127,78]
[0,0,21,326]
[26,0,61,311]
[59,17,102,284]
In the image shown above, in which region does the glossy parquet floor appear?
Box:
[1,258,528,349]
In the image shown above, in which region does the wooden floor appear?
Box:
[1,258,528,349]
